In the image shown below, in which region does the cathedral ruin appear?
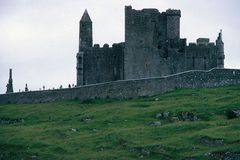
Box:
[76,6,225,86]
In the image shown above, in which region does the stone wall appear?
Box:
[77,6,225,86]
[77,43,124,85]
[166,9,181,40]
[1,68,240,105]
[123,6,219,80]
[186,42,217,70]
[124,6,169,79]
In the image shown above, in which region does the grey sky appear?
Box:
[0,0,240,93]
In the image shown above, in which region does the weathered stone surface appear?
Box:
[170,116,180,122]
[130,145,172,159]
[156,111,199,122]
[199,136,224,147]
[149,121,161,127]
[205,152,240,160]
[77,6,225,86]
[0,118,24,125]
[156,112,171,119]
[226,109,240,119]
[1,68,240,105]
[6,69,13,93]
[177,112,198,121]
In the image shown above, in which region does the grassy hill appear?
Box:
[0,86,240,160]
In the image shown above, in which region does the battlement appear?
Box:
[197,38,209,44]
[141,8,159,14]
[103,43,109,48]
[188,38,216,47]
[166,9,181,17]
[125,5,161,17]
[77,41,124,85]
[125,5,180,17]
[93,44,100,48]
[92,43,124,50]
[84,43,124,54]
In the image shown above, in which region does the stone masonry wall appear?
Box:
[0,68,240,105]
[124,6,168,79]
[77,43,124,85]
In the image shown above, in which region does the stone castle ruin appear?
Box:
[2,6,240,104]
[77,6,225,86]
[6,69,13,93]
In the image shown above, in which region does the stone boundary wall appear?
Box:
[0,68,240,105]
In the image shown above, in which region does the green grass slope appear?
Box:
[0,86,240,160]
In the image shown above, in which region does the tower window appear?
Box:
[79,57,82,64]
[192,57,195,69]
[114,67,117,78]
[204,57,207,70]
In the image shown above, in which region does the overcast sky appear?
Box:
[0,0,240,94]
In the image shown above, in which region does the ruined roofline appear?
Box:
[187,30,224,47]
[125,5,181,16]
[166,9,181,16]
[187,42,215,47]
[187,39,215,46]
[187,38,217,47]
[86,42,125,49]
[77,43,124,53]
[91,42,125,49]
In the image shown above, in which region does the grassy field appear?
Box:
[0,86,240,160]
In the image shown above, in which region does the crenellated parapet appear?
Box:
[76,29,125,85]
[166,9,181,16]
[185,31,225,71]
